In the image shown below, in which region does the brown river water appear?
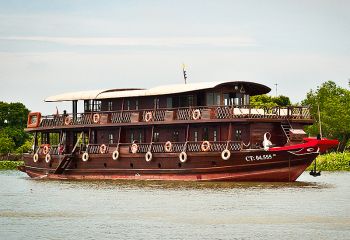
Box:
[0,171,349,240]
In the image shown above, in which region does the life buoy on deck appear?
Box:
[221,149,231,160]
[192,109,201,120]
[93,113,100,123]
[82,152,89,162]
[112,150,119,160]
[45,154,51,163]
[145,151,153,162]
[64,116,72,125]
[99,144,107,154]
[179,151,187,163]
[145,112,153,122]
[42,145,50,155]
[131,143,138,154]
[164,141,172,152]
[201,141,210,152]
[33,153,39,162]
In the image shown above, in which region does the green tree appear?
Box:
[250,94,291,107]
[0,133,15,153]
[0,101,31,151]
[302,81,350,152]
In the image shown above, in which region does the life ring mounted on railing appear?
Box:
[164,141,172,152]
[45,154,51,163]
[201,141,210,152]
[131,143,138,154]
[99,144,107,154]
[112,150,119,160]
[64,116,72,125]
[33,153,39,162]
[192,109,201,120]
[82,152,89,162]
[179,151,188,163]
[93,113,100,124]
[42,145,50,155]
[145,151,153,162]
[221,149,231,160]
[145,111,153,122]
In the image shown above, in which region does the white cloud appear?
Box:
[0,36,257,47]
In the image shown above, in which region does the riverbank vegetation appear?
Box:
[0,101,31,154]
[0,161,24,170]
[307,152,350,171]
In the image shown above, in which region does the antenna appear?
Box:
[182,63,187,84]
[274,83,278,97]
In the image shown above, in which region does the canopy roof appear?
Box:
[45,81,271,102]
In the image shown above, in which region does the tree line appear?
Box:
[0,80,349,153]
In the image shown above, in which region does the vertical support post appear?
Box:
[72,100,78,122]
[33,131,38,151]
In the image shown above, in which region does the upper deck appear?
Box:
[26,81,313,131]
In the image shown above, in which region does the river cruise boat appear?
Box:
[20,81,338,181]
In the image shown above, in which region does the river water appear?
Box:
[0,171,349,240]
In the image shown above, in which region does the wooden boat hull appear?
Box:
[20,148,317,182]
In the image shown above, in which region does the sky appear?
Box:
[0,0,349,114]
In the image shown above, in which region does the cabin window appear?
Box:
[49,133,60,145]
[244,94,250,105]
[91,130,97,144]
[108,101,113,111]
[130,132,134,143]
[138,131,142,143]
[153,132,160,142]
[179,95,194,107]
[172,131,179,142]
[206,92,221,106]
[108,134,114,144]
[135,100,139,110]
[126,100,130,110]
[154,98,160,109]
[235,129,242,141]
[188,95,194,106]
[166,97,173,108]
[41,133,49,144]
[213,130,217,141]
[203,128,209,141]
[194,131,198,142]
[84,100,101,112]
[233,93,243,106]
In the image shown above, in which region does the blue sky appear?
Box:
[0,0,349,114]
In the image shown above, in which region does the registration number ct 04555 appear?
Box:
[245,154,276,162]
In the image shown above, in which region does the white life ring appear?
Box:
[42,145,50,155]
[112,150,119,160]
[145,111,153,122]
[131,143,138,154]
[64,116,72,125]
[82,152,89,162]
[221,149,231,160]
[145,151,153,162]
[33,153,39,163]
[93,113,100,123]
[164,141,172,152]
[179,151,187,163]
[192,109,201,120]
[99,144,107,154]
[45,154,51,163]
[201,141,210,152]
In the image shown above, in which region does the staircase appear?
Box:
[54,154,73,174]
[281,120,292,143]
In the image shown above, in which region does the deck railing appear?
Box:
[83,141,243,154]
[38,105,311,128]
